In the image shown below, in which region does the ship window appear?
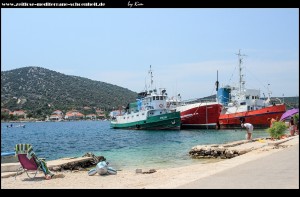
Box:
[240,102,246,105]
[153,96,155,100]
[252,96,255,99]
[246,96,249,99]
[160,96,163,100]
[251,107,253,110]
[247,106,250,111]
[156,96,159,100]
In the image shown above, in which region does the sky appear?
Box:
[1,8,299,100]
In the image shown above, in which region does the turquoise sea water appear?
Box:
[1,121,270,170]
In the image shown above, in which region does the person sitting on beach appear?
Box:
[241,122,253,140]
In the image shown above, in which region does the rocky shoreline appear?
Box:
[189,136,295,159]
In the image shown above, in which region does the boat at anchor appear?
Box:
[110,66,181,130]
[167,95,222,129]
[217,50,286,129]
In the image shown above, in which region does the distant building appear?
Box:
[86,114,97,120]
[9,110,27,118]
[65,110,84,120]
[96,109,103,114]
[52,110,63,116]
[49,114,62,121]
[49,110,64,121]
[96,109,106,119]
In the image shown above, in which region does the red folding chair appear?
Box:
[15,153,39,179]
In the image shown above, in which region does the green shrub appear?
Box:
[266,121,287,139]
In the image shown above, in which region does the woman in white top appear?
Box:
[241,123,253,140]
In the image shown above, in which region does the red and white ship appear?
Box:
[217,50,286,129]
[167,95,222,129]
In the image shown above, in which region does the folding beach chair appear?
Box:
[14,144,53,179]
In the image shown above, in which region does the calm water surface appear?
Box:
[1,121,270,170]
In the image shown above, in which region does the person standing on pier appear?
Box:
[241,122,253,140]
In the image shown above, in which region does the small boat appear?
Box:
[217,50,286,129]
[110,66,181,130]
[6,124,25,128]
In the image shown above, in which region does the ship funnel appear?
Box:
[217,87,231,105]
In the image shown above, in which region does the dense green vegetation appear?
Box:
[1,66,137,120]
[266,121,288,139]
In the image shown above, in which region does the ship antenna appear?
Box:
[235,49,247,93]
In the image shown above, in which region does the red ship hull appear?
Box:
[177,103,222,129]
[218,104,286,129]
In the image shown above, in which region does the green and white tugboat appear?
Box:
[110,66,181,130]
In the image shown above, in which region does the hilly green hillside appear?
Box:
[1,67,138,117]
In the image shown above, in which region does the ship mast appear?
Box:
[236,50,247,93]
[148,65,153,90]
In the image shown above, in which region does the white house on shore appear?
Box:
[49,110,64,121]
[85,114,97,120]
